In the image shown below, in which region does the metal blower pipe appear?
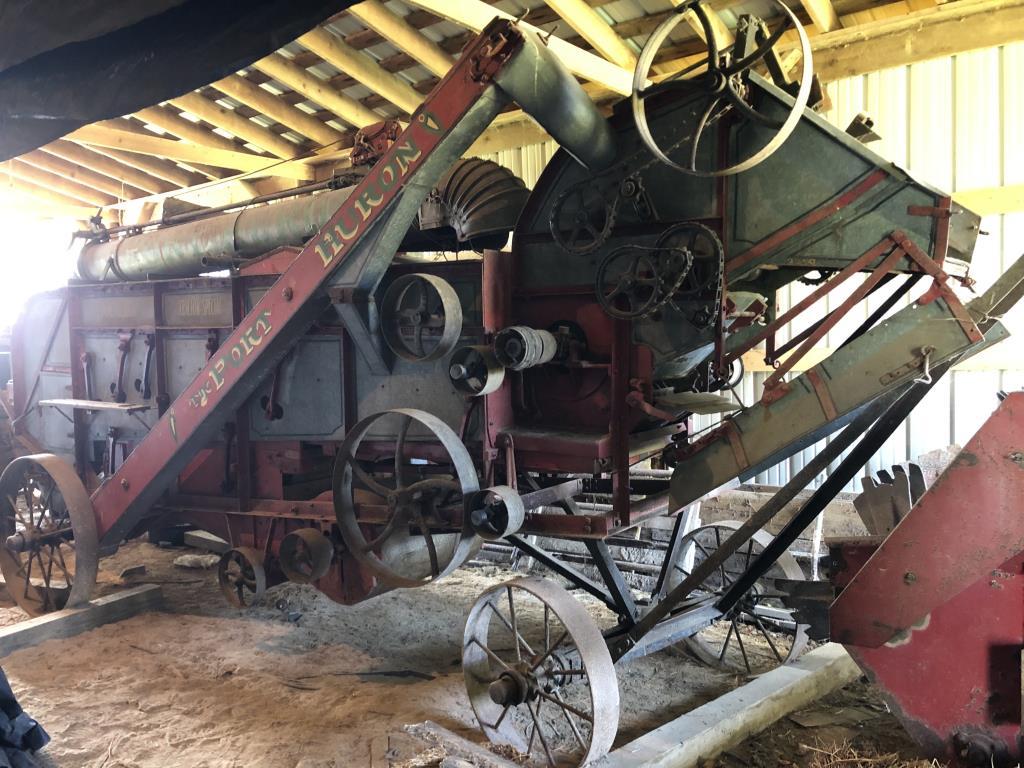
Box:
[77,186,356,282]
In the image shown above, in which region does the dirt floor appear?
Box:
[0,539,942,768]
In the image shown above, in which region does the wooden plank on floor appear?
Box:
[183,530,229,554]
[404,721,521,768]
[596,643,860,768]
[0,585,163,659]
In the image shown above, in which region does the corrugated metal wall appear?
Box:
[480,42,1024,488]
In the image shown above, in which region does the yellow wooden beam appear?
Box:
[69,124,314,180]
[169,92,300,159]
[18,151,148,200]
[254,52,382,129]
[799,0,843,32]
[78,145,204,188]
[134,105,243,153]
[3,159,116,207]
[404,0,635,96]
[41,140,174,195]
[349,0,454,78]
[299,28,423,114]
[212,74,347,148]
[955,183,1024,216]
[541,0,638,70]
[800,0,1024,81]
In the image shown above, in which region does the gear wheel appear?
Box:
[549,182,618,256]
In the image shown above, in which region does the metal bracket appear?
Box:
[329,287,392,376]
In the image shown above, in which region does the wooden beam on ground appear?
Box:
[69,124,314,180]
[81,145,206,189]
[3,159,116,207]
[598,644,860,768]
[798,0,1024,81]
[0,585,163,659]
[800,0,843,31]
[169,92,301,159]
[349,0,455,78]
[19,151,148,200]
[404,0,635,96]
[404,722,520,768]
[212,74,347,148]
[41,141,174,195]
[299,28,424,114]
[134,105,245,153]
[254,52,382,129]
[542,0,638,69]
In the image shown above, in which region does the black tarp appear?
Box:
[0,0,355,161]
[0,667,47,767]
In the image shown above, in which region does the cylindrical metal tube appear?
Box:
[77,187,355,282]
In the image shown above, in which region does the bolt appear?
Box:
[903,571,917,585]
[282,286,293,301]
[121,478,130,490]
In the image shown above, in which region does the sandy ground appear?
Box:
[0,540,937,768]
[0,541,741,768]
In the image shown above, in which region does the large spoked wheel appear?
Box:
[632,0,813,176]
[464,578,619,767]
[333,408,480,589]
[0,454,98,616]
[666,520,808,675]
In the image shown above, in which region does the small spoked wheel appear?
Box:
[548,184,616,256]
[333,408,480,588]
[218,547,267,608]
[464,578,619,767]
[666,520,808,675]
[0,454,98,616]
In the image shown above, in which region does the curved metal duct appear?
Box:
[414,159,531,250]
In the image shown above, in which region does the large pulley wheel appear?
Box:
[666,520,808,674]
[0,454,98,616]
[464,578,619,767]
[380,273,463,363]
[632,0,813,176]
[333,408,480,588]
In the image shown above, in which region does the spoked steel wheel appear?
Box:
[0,454,98,616]
[333,408,480,588]
[665,520,808,675]
[218,547,267,608]
[464,578,619,767]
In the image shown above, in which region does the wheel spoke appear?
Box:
[537,690,594,723]
[470,635,515,673]
[553,690,587,750]
[487,600,537,660]
[345,458,393,498]
[752,613,785,663]
[732,617,751,674]
[507,586,521,663]
[717,617,735,662]
[530,628,569,672]
[529,699,556,767]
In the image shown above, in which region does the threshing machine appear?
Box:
[3,3,1024,765]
